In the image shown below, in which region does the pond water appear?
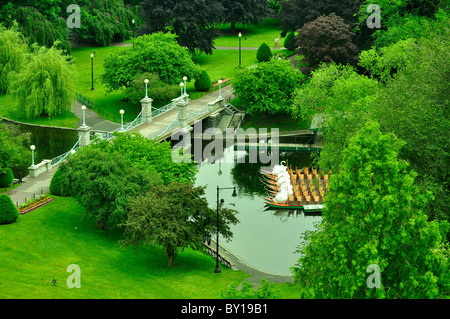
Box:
[194,145,322,276]
[6,121,79,176]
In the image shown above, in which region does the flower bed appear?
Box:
[18,195,54,215]
[212,78,230,88]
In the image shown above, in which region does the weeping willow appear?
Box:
[8,44,75,119]
[71,0,141,46]
[15,6,72,53]
[0,22,30,94]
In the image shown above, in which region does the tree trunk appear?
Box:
[96,220,105,230]
[164,246,176,267]
[231,22,236,33]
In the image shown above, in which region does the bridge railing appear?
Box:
[51,136,82,167]
[152,101,176,119]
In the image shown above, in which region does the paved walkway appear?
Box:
[6,166,58,207]
[71,100,121,132]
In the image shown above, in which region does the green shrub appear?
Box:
[49,168,69,196]
[123,73,178,106]
[256,43,272,62]
[0,168,14,188]
[284,32,296,50]
[0,194,19,224]
[195,70,212,91]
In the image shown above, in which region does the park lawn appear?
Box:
[0,196,249,299]
[0,94,79,128]
[215,18,284,48]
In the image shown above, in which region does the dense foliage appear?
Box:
[0,22,29,94]
[121,182,239,267]
[221,278,281,299]
[101,32,201,91]
[219,0,269,31]
[8,44,75,119]
[139,0,224,54]
[123,73,178,107]
[293,121,450,298]
[233,59,302,116]
[294,13,359,74]
[0,193,19,224]
[0,121,31,175]
[0,168,14,188]
[280,0,359,32]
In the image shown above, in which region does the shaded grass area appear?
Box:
[0,94,79,128]
[0,196,249,299]
[215,18,284,48]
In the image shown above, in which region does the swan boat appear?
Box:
[261,161,330,213]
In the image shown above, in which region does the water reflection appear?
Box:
[7,122,78,176]
[194,145,322,276]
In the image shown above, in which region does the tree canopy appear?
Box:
[121,182,239,267]
[8,43,75,119]
[101,32,201,91]
[139,0,224,54]
[293,121,450,298]
[219,0,269,31]
[232,59,303,116]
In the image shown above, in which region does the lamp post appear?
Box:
[218,80,222,99]
[183,76,187,96]
[238,32,242,68]
[180,82,184,102]
[132,19,135,38]
[144,78,149,99]
[30,145,36,168]
[119,109,125,131]
[90,52,95,91]
[214,186,237,273]
[81,105,86,127]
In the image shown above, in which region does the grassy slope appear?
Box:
[0,196,248,299]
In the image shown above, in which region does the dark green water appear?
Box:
[8,122,78,176]
[194,145,322,276]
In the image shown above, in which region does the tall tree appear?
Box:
[232,59,303,116]
[139,0,224,54]
[219,0,269,32]
[294,13,359,74]
[0,22,29,94]
[8,43,75,119]
[293,121,450,298]
[121,182,239,267]
[101,32,201,90]
[0,120,31,175]
[280,0,360,33]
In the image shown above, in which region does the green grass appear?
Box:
[215,18,284,48]
[0,94,79,128]
[71,46,140,123]
[0,196,249,298]
[0,196,301,298]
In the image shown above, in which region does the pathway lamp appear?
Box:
[119,109,125,131]
[180,82,185,102]
[183,76,187,96]
[30,145,36,168]
[132,19,135,38]
[238,32,242,68]
[90,52,95,91]
[214,186,237,273]
[218,80,223,99]
[81,105,87,127]
[144,78,149,99]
